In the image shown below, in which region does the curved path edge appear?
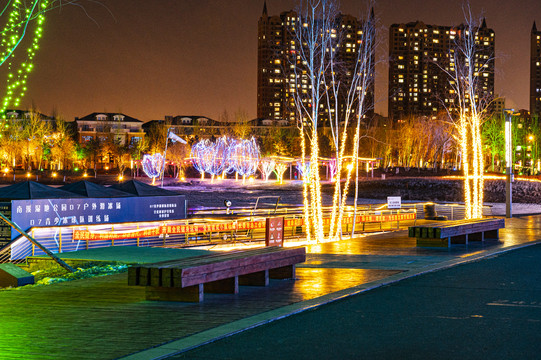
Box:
[117,239,541,360]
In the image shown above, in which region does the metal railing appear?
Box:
[0,206,417,264]
[0,202,490,265]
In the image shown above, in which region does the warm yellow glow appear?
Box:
[26,172,31,178]
[52,172,57,178]
[105,166,109,170]
[300,125,311,243]
[83,173,88,178]
[2,168,8,173]
[346,163,354,171]
[443,175,541,183]
[274,163,288,184]
[118,175,124,181]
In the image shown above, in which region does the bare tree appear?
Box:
[440,6,494,219]
[21,110,50,170]
[291,0,338,242]
[324,4,377,239]
[49,117,77,180]
[289,0,378,241]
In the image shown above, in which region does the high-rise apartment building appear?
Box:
[388,20,495,120]
[257,2,374,123]
[531,21,541,115]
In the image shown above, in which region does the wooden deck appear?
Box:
[3,216,540,359]
[410,218,505,247]
[0,265,397,359]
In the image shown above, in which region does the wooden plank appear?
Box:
[409,219,504,240]
[440,222,504,238]
[269,265,295,279]
[484,229,499,240]
[416,237,450,248]
[134,246,299,273]
[129,247,306,291]
[161,268,173,287]
[150,268,162,287]
[204,276,238,294]
[180,254,306,288]
[145,284,203,302]
[138,267,151,286]
[150,246,289,268]
[179,248,305,278]
[127,267,138,286]
[239,270,269,286]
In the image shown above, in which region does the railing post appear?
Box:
[31,229,35,256]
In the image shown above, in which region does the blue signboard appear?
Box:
[10,195,186,240]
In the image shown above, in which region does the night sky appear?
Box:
[19,0,541,122]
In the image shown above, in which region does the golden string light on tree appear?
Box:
[273,163,288,184]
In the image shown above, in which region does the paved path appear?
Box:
[1,216,540,359]
[172,242,541,360]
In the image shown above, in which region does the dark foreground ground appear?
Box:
[173,243,541,360]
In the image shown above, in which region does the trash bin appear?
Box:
[423,204,437,219]
[423,204,447,220]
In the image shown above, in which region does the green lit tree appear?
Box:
[0,1,87,112]
[482,114,504,172]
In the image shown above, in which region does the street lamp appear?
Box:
[503,109,517,218]
[527,134,535,175]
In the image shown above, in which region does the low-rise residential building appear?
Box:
[75,112,145,146]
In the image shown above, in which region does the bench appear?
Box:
[128,246,306,302]
[409,218,505,247]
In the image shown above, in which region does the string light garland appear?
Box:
[191,136,260,181]
[142,153,164,185]
[259,158,276,181]
[296,161,310,182]
[328,158,337,182]
[273,163,288,184]
[228,137,260,180]
[0,0,51,113]
[190,139,214,179]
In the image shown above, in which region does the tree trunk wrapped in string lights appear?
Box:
[291,0,337,242]
[273,162,288,184]
[441,7,494,219]
[291,0,376,242]
[260,158,276,181]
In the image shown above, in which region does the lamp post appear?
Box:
[504,109,515,218]
[528,134,535,175]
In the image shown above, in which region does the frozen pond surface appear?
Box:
[167,179,333,209]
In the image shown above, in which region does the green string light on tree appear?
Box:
[0,0,49,113]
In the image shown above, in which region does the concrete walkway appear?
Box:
[171,241,541,360]
[118,215,541,360]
